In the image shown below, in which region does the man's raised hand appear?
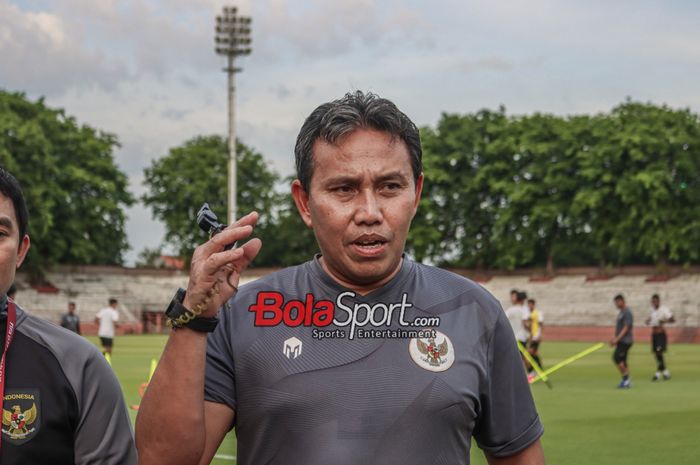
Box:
[182,211,262,317]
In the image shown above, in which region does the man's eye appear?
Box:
[382,183,402,192]
[334,186,353,193]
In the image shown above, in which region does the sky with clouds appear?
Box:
[2,0,699,265]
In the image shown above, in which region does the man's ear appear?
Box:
[411,172,425,218]
[16,234,30,268]
[291,180,313,228]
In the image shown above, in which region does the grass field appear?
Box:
[91,336,700,465]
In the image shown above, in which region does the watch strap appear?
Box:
[181,316,219,332]
[165,288,219,332]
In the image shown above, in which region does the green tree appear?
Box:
[410,108,519,268]
[570,113,627,269]
[255,177,318,267]
[142,135,318,267]
[0,90,134,276]
[495,113,588,273]
[413,101,700,270]
[591,102,700,266]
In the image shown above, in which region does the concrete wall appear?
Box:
[12,265,700,341]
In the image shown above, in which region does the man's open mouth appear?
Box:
[352,235,388,251]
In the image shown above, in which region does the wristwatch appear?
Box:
[165,288,219,332]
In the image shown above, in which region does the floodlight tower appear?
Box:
[215,6,252,223]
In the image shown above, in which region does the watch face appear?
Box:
[166,288,187,318]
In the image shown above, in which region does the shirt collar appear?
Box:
[308,253,413,300]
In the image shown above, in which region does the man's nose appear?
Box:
[354,189,383,225]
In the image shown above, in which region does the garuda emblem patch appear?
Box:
[2,389,40,444]
[409,330,455,372]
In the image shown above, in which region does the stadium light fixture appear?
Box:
[215,5,253,223]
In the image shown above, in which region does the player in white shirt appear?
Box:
[506,291,531,372]
[645,294,674,381]
[506,291,530,345]
[510,289,519,307]
[95,297,120,356]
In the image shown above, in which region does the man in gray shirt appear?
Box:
[59,301,81,334]
[136,91,545,465]
[610,294,634,388]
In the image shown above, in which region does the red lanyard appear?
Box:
[0,300,17,452]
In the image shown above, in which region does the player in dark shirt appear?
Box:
[59,301,81,335]
[0,168,136,464]
[136,91,545,465]
[610,294,634,389]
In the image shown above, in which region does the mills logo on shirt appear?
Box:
[2,390,41,444]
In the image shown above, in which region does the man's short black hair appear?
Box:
[510,289,518,295]
[517,291,527,302]
[614,294,625,301]
[528,298,536,304]
[651,294,660,300]
[294,90,422,191]
[109,298,118,305]
[0,168,29,240]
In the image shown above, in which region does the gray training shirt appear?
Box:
[615,307,634,344]
[205,256,543,465]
